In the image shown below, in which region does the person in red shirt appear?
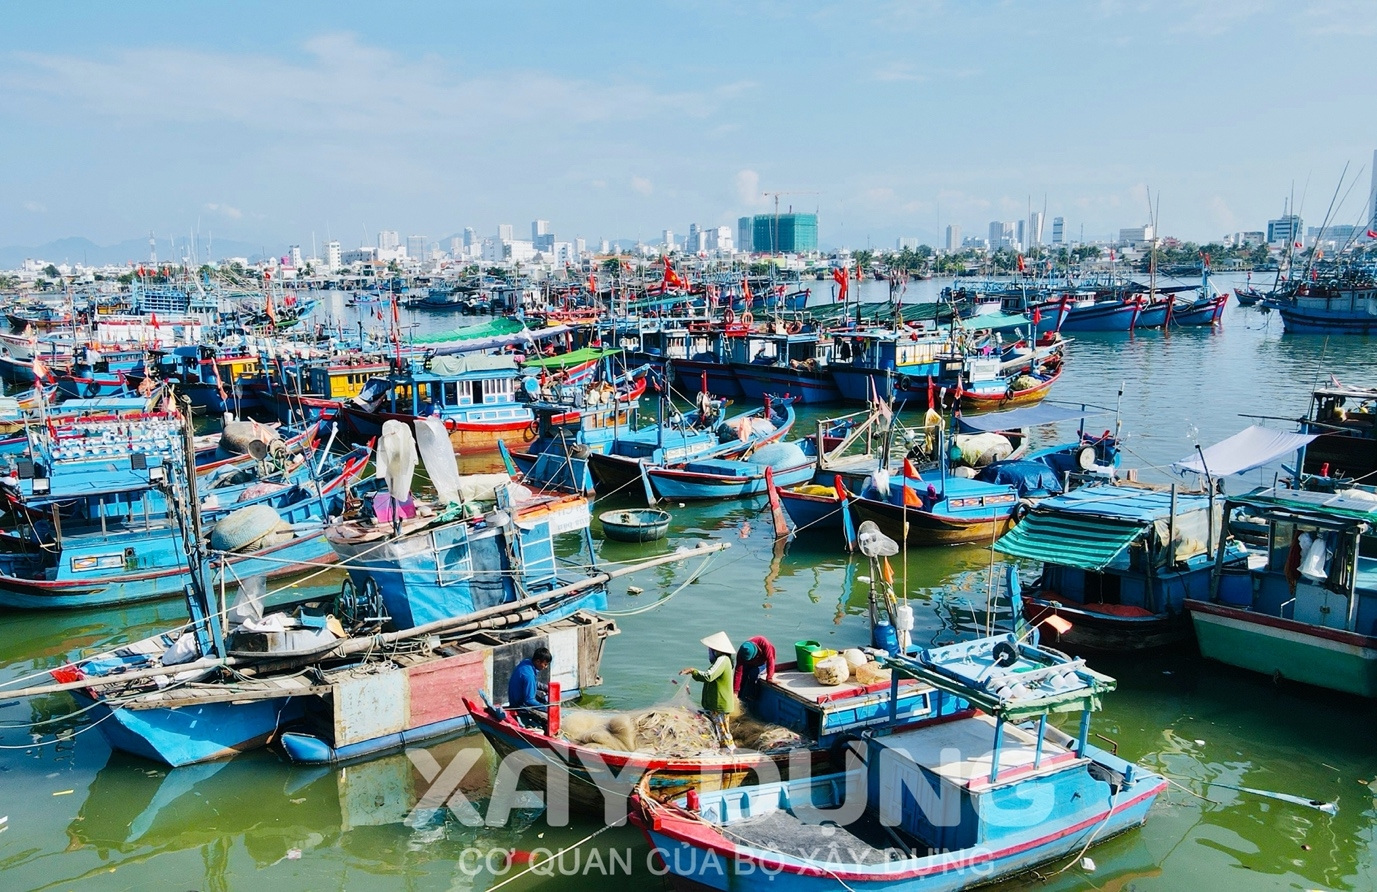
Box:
[733,636,776,704]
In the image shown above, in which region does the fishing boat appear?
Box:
[730,329,841,405]
[632,633,1166,892]
[995,483,1244,652]
[957,356,1063,413]
[14,412,725,767]
[465,642,932,815]
[1263,273,1377,334]
[1187,482,1377,697]
[0,414,368,609]
[585,394,794,500]
[642,439,816,502]
[1051,293,1141,332]
[1296,379,1377,481]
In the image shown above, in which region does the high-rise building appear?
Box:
[1028,212,1044,247]
[896,237,919,251]
[323,240,341,272]
[1119,225,1155,247]
[532,220,554,251]
[662,230,675,251]
[575,238,586,256]
[738,217,753,253]
[707,226,734,253]
[407,235,426,262]
[1015,220,1026,250]
[288,246,303,268]
[378,230,400,250]
[1051,217,1065,245]
[945,225,961,252]
[497,224,513,242]
[1267,216,1302,247]
[751,214,818,254]
[463,227,477,247]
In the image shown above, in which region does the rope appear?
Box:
[596,553,717,617]
[483,824,613,892]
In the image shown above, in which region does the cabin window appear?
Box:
[443,382,459,406]
[473,379,486,404]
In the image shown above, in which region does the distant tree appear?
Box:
[43,264,60,278]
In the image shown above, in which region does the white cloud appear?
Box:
[205,203,242,219]
[631,176,653,196]
[22,201,46,213]
[735,169,762,205]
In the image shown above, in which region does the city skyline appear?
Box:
[2,1,1375,254]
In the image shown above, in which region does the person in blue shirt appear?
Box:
[507,647,552,732]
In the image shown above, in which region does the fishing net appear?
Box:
[558,685,805,757]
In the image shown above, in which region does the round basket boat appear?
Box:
[599,508,672,543]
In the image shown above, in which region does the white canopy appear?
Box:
[1173,425,1316,477]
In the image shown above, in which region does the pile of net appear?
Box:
[559,706,806,757]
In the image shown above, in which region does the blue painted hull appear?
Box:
[647,461,816,501]
[637,778,1160,892]
[778,489,845,531]
[1055,300,1140,332]
[1276,306,1377,334]
[0,533,338,609]
[733,364,841,404]
[672,358,742,399]
[829,366,897,403]
[78,693,306,767]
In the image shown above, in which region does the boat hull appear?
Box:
[647,461,816,502]
[0,534,338,610]
[78,693,305,767]
[732,364,841,405]
[672,358,742,399]
[829,366,898,404]
[850,497,1014,547]
[1055,300,1140,332]
[1187,599,1377,697]
[1023,599,1191,653]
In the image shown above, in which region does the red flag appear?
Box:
[1201,252,1211,269]
[926,374,935,409]
[1108,249,1116,262]
[1032,306,1042,325]
[587,272,597,293]
[854,264,862,282]
[1367,229,1377,239]
[1295,241,1303,249]
[151,313,160,330]
[742,278,755,304]
[831,267,849,301]
[265,289,277,323]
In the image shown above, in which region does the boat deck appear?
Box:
[880,714,1080,789]
[723,809,917,864]
[765,668,925,705]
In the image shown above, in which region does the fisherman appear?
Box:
[733,636,776,705]
[507,646,553,733]
[679,632,736,752]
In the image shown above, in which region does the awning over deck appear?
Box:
[1172,425,1315,477]
[994,510,1148,571]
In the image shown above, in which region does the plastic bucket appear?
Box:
[794,640,822,672]
[1217,567,1253,607]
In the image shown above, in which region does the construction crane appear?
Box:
[759,191,819,254]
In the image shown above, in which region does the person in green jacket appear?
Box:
[679,631,737,752]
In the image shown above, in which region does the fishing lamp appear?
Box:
[32,476,50,496]
[148,465,166,484]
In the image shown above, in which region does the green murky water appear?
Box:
[2,279,1375,890]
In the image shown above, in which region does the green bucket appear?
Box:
[795,640,822,672]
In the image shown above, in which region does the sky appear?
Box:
[2,0,1375,256]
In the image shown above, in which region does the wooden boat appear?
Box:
[466,649,934,814]
[632,634,1166,892]
[997,484,1245,653]
[1266,277,1377,334]
[1299,380,1377,481]
[586,397,795,500]
[643,440,815,502]
[599,508,671,542]
[4,414,726,767]
[1188,484,1377,697]
[958,361,1062,412]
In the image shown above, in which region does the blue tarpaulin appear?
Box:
[976,460,1065,497]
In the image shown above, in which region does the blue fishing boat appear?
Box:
[25,415,723,767]
[1051,293,1141,331]
[632,633,1165,892]
[0,416,369,609]
[585,395,794,499]
[995,484,1244,652]
[731,329,841,404]
[1264,274,1377,334]
[643,439,816,502]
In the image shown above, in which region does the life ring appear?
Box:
[84,381,100,399]
[523,419,539,442]
[787,320,802,334]
[741,310,754,326]
[897,374,913,392]
[723,308,735,325]
[1004,381,1017,400]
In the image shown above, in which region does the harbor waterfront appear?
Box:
[2,279,1377,891]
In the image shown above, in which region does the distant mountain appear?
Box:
[0,236,283,269]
